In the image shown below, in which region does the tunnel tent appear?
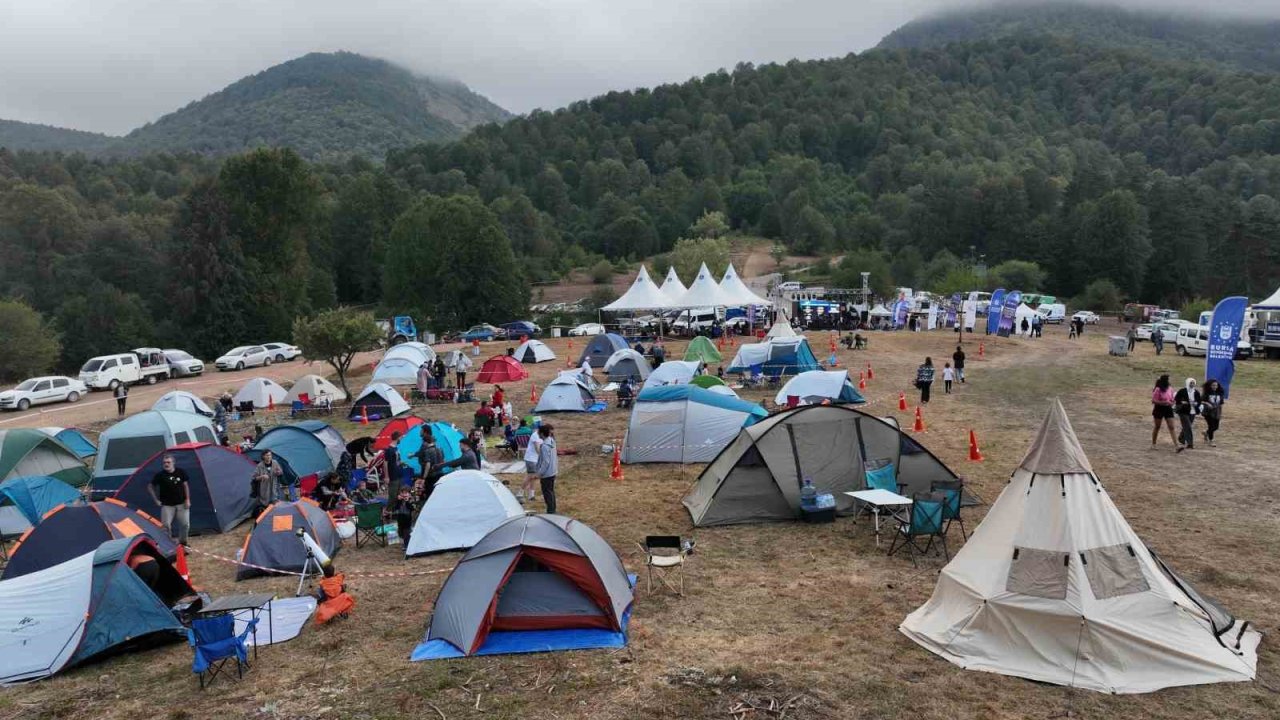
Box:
[2,499,177,580]
[236,499,340,580]
[0,429,91,488]
[578,333,629,368]
[513,339,556,363]
[621,385,766,464]
[114,442,256,534]
[682,404,960,527]
[412,514,633,660]
[603,349,651,383]
[404,470,524,556]
[92,412,216,494]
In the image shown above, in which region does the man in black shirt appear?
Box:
[952,346,966,384]
[415,431,445,501]
[149,454,191,545]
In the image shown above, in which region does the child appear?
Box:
[351,480,376,504]
[943,362,955,394]
[314,564,355,625]
[390,489,415,547]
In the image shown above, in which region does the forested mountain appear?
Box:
[879,2,1280,74]
[0,53,510,160]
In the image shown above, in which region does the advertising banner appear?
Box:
[987,289,1006,335]
[1207,296,1248,399]
[997,290,1021,337]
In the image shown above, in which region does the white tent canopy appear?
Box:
[659,266,688,304]
[774,370,850,405]
[1254,285,1280,309]
[404,471,524,556]
[766,319,798,338]
[641,360,702,390]
[900,401,1261,694]
[719,264,772,307]
[284,374,347,403]
[602,265,672,311]
[233,377,287,408]
[675,263,736,309]
[1015,302,1038,334]
[151,390,214,416]
[869,304,893,318]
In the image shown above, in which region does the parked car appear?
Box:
[163,349,204,378]
[215,345,271,371]
[460,324,502,342]
[568,323,605,336]
[1071,311,1100,325]
[1140,321,1187,343]
[1036,303,1067,324]
[79,349,169,390]
[0,376,87,411]
[777,281,802,291]
[501,321,541,340]
[1175,325,1254,359]
[262,342,301,362]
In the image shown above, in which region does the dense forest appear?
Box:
[0,53,511,161]
[3,6,1280,377]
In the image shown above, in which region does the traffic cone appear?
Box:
[610,440,624,481]
[866,362,874,380]
[858,371,867,391]
[360,405,369,425]
[913,406,926,433]
[175,544,190,584]
[268,396,275,411]
[979,341,985,360]
[898,392,908,411]
[530,383,538,403]
[968,429,985,462]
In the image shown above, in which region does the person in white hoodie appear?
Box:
[519,420,542,502]
[533,424,559,514]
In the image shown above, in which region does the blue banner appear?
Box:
[1207,296,1248,399]
[986,289,1006,335]
[997,290,1021,337]
[893,299,909,328]
[946,293,960,328]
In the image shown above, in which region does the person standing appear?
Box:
[1173,378,1202,453]
[454,352,472,390]
[1126,324,1137,352]
[1151,375,1179,449]
[114,382,129,416]
[519,421,542,502]
[1152,328,1165,355]
[533,424,558,514]
[415,430,445,500]
[1201,379,1225,447]
[417,361,431,395]
[942,363,954,394]
[952,346,966,384]
[384,431,403,502]
[915,357,935,404]
[148,454,190,546]
[252,449,283,513]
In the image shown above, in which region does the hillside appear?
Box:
[0,52,510,160]
[879,2,1280,73]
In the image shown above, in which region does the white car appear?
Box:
[262,342,301,362]
[0,376,87,411]
[215,345,271,371]
[568,323,605,336]
[164,349,204,378]
[777,281,802,291]
[1071,311,1100,325]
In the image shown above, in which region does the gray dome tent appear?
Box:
[683,404,962,527]
[534,375,595,413]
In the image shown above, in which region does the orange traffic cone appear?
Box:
[979,341,985,360]
[858,372,867,391]
[913,406,926,433]
[866,362,874,380]
[968,429,985,462]
[610,440,624,481]
[360,405,369,425]
[530,383,538,403]
[175,544,190,584]
[898,392,908,411]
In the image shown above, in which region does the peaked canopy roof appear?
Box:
[602,265,672,311]
[659,266,688,302]
[1255,285,1280,310]
[718,264,772,307]
[1019,399,1093,474]
[674,263,736,309]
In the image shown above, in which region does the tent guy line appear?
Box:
[186,545,453,579]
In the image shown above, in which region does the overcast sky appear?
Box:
[1,0,1277,135]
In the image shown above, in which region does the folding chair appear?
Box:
[887,492,949,567]
[636,535,687,596]
[289,401,305,417]
[863,459,905,494]
[189,613,257,689]
[930,479,967,540]
[354,501,386,548]
[766,369,783,389]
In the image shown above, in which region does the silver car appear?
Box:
[164,349,204,378]
[262,342,301,362]
[0,376,88,411]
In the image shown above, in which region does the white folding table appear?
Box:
[846,489,912,547]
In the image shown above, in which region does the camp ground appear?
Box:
[92,411,217,494]
[113,442,256,534]
[349,382,410,421]
[0,429,92,488]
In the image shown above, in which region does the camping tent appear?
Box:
[233,377,287,408]
[151,390,214,416]
[683,405,960,526]
[372,341,435,385]
[0,476,82,526]
[349,382,410,421]
[603,349,651,383]
[578,333,629,368]
[374,416,425,451]
[252,424,336,479]
[405,471,524,556]
[0,536,192,684]
[683,335,722,364]
[726,337,820,376]
[397,422,464,475]
[0,429,91,488]
[869,304,893,318]
[438,349,467,368]
[689,374,727,390]
[476,355,529,383]
[292,420,347,468]
[386,342,436,366]
[766,319,798,338]
[513,339,556,363]
[236,500,340,580]
[284,374,347,404]
[114,442,255,534]
[411,514,633,660]
[622,385,766,464]
[900,401,1261,694]
[1015,302,1038,334]
[37,428,97,459]
[659,266,688,304]
[602,266,672,312]
[2,499,177,580]
[642,360,703,390]
[718,264,772,307]
[774,370,865,406]
[92,411,216,494]
[534,375,595,413]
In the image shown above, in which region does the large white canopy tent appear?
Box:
[659,266,688,304]
[601,265,672,312]
[718,264,772,307]
[674,263,736,309]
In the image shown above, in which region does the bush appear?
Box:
[1074,279,1124,312]
[590,259,615,284]
[1179,297,1214,322]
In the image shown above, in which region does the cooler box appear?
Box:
[800,493,836,523]
[1108,336,1128,356]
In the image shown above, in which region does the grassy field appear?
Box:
[4,324,1278,720]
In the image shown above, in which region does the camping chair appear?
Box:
[510,433,531,459]
[930,479,968,540]
[354,501,386,548]
[887,492,949,567]
[290,400,306,417]
[765,368,784,389]
[786,395,801,408]
[189,613,257,689]
[636,535,687,596]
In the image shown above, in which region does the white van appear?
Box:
[1037,303,1066,324]
[672,308,722,332]
[1176,324,1254,359]
[78,349,170,390]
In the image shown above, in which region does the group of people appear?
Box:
[913,346,968,403]
[1150,374,1226,452]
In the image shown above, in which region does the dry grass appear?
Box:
[5,326,1280,720]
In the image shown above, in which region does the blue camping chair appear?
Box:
[930,479,968,540]
[290,401,306,417]
[189,613,258,689]
[887,492,949,567]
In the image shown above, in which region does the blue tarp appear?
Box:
[397,422,464,475]
[53,429,97,459]
[0,476,82,525]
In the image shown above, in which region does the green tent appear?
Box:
[690,374,727,389]
[684,336,723,364]
[0,429,92,488]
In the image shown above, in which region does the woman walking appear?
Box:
[915,357,935,404]
[533,424,558,514]
[1173,378,1202,452]
[1202,379,1225,447]
[1150,375,1179,449]
[113,382,128,416]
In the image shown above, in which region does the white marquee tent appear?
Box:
[675,263,736,309]
[659,266,688,304]
[718,264,772,307]
[602,266,672,312]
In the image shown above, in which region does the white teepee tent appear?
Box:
[602,266,671,311]
[660,266,689,304]
[718,264,772,307]
[900,400,1260,694]
[674,263,735,309]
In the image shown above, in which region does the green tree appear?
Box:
[1179,297,1214,322]
[0,183,88,313]
[667,236,732,284]
[689,210,729,239]
[1075,279,1124,312]
[933,267,983,297]
[54,283,154,370]
[384,195,530,330]
[0,300,61,381]
[832,249,894,299]
[590,259,614,284]
[988,260,1047,293]
[292,307,382,396]
[890,247,923,290]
